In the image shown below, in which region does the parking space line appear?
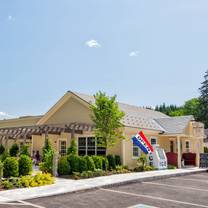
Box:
[170,177,208,183]
[0,202,28,206]
[100,188,208,208]
[18,200,45,208]
[143,181,208,192]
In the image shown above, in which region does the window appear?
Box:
[150,138,157,145]
[59,140,67,156]
[185,140,190,153]
[78,137,106,156]
[133,142,141,158]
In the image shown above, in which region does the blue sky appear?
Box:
[0,0,208,119]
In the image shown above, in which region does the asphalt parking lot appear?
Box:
[1,172,208,208]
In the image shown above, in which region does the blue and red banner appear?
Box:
[132,131,153,154]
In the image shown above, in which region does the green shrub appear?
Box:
[72,172,81,180]
[0,144,5,154]
[40,148,54,174]
[3,157,19,177]
[2,180,14,189]
[58,156,71,175]
[84,156,95,171]
[0,161,3,179]
[20,145,30,156]
[102,157,109,171]
[9,143,19,157]
[92,156,102,169]
[0,151,9,162]
[107,155,116,170]
[137,153,147,171]
[115,155,121,166]
[79,157,88,172]
[1,173,54,189]
[204,147,208,153]
[67,138,77,155]
[67,155,80,173]
[144,165,156,171]
[19,155,33,176]
[93,169,104,177]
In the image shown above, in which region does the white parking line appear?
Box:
[170,177,208,183]
[143,181,208,192]
[18,200,45,208]
[100,188,208,208]
[0,201,45,208]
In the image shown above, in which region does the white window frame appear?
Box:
[59,139,67,156]
[132,142,141,159]
[150,137,158,145]
[185,140,191,153]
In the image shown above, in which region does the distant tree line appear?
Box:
[155,70,208,128]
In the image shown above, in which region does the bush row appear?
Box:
[1,155,33,178]
[1,173,54,189]
[58,154,121,176]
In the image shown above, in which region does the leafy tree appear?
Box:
[20,145,30,156]
[91,91,125,148]
[67,138,77,155]
[183,98,200,119]
[198,70,208,128]
[42,138,53,161]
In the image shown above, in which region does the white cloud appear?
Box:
[0,112,12,119]
[129,51,139,57]
[7,15,15,21]
[85,39,101,48]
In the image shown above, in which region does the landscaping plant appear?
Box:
[91,91,125,148]
[136,153,147,171]
[67,138,77,155]
[9,143,19,157]
[19,155,33,176]
[20,145,30,156]
[84,155,95,171]
[3,157,19,177]
[107,154,116,170]
[0,144,5,155]
[79,157,88,172]
[115,155,121,166]
[58,156,71,175]
[67,155,80,173]
[92,156,102,169]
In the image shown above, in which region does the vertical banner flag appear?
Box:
[132,131,153,154]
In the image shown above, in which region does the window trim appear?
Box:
[78,136,106,156]
[185,140,191,153]
[150,137,158,145]
[132,142,141,159]
[59,139,67,156]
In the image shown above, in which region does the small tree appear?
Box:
[137,153,147,171]
[9,143,19,157]
[42,138,53,161]
[20,145,30,156]
[91,91,125,148]
[67,138,77,155]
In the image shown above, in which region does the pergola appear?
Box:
[0,122,94,146]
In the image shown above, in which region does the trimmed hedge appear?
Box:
[19,155,33,176]
[3,157,19,177]
[67,155,80,173]
[92,156,102,169]
[79,157,88,172]
[58,156,71,175]
[84,156,95,171]
[107,155,116,170]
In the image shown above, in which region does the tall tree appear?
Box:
[199,70,208,128]
[91,91,125,148]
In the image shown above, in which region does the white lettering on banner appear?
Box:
[137,135,151,153]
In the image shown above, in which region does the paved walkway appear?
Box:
[0,167,206,203]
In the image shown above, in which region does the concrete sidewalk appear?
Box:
[0,167,206,203]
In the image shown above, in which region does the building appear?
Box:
[0,91,205,168]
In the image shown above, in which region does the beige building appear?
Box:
[0,91,205,169]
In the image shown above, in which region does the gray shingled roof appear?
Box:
[154,116,194,134]
[71,91,191,132]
